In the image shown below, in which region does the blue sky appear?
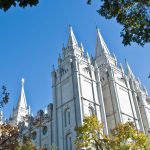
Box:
[0,0,150,118]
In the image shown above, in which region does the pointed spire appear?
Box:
[67,25,78,47]
[58,53,62,65]
[119,63,124,75]
[53,64,55,71]
[21,78,24,88]
[113,53,117,61]
[125,59,134,78]
[86,51,90,58]
[143,86,148,96]
[113,53,117,65]
[137,77,141,86]
[86,51,91,64]
[95,27,110,58]
[80,43,84,52]
[16,78,27,111]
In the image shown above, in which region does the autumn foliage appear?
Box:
[0,123,37,150]
[0,124,19,150]
[75,115,150,150]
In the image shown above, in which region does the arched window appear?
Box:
[43,126,48,135]
[32,131,37,140]
[65,108,70,127]
[89,106,94,116]
[66,134,72,150]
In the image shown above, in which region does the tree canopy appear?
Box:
[87,0,150,46]
[75,115,150,150]
[0,0,39,11]
[110,122,150,150]
[74,116,108,150]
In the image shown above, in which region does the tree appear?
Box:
[74,116,110,150]
[110,122,150,150]
[0,87,36,150]
[0,123,37,150]
[87,0,150,46]
[0,124,19,150]
[74,115,150,150]
[16,136,36,150]
[0,0,39,11]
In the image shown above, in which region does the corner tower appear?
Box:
[94,28,144,132]
[10,78,29,126]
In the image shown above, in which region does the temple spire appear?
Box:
[119,63,124,75]
[80,43,84,52]
[67,25,78,47]
[16,78,27,110]
[95,27,110,58]
[86,51,91,64]
[125,59,134,78]
[10,78,29,126]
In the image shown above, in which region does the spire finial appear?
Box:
[125,59,134,78]
[53,64,55,71]
[113,53,117,65]
[86,51,91,64]
[58,53,62,65]
[21,78,25,87]
[80,43,84,52]
[95,27,110,58]
[119,63,124,74]
[113,53,117,61]
[143,86,148,96]
[67,25,78,47]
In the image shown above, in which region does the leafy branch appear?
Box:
[87,0,150,46]
[0,86,9,108]
[0,0,39,11]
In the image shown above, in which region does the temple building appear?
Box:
[8,27,150,150]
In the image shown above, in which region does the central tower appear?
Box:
[52,26,107,150]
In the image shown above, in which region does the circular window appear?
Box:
[32,131,37,140]
[43,126,48,135]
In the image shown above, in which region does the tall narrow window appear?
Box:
[137,96,140,104]
[68,110,70,125]
[65,108,71,127]
[66,134,72,150]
